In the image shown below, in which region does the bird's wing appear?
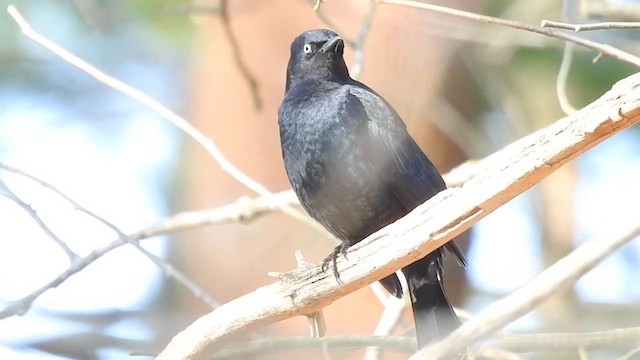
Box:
[346,85,446,210]
[345,84,466,267]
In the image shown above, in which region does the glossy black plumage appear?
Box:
[278,29,465,347]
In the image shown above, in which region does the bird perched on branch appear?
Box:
[278,28,465,348]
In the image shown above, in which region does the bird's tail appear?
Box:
[405,252,460,348]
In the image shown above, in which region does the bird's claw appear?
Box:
[339,242,349,259]
[321,243,350,285]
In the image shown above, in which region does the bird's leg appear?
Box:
[321,242,350,285]
[307,310,326,337]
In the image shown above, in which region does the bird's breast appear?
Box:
[279,100,403,241]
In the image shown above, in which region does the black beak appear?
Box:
[321,36,344,54]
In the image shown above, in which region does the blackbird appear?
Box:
[278,28,465,347]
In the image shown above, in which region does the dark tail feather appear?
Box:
[405,253,460,348]
[408,278,460,347]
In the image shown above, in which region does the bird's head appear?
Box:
[285,29,350,91]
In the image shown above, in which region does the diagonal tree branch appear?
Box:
[376,0,640,67]
[414,220,640,359]
[155,71,640,360]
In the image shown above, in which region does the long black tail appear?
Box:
[404,250,461,348]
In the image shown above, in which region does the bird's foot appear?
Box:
[321,242,350,285]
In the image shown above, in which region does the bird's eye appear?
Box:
[303,43,314,55]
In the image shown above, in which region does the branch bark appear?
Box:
[156,72,640,359]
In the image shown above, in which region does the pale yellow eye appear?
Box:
[303,43,314,54]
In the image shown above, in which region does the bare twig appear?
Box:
[310,0,374,79]
[497,327,640,352]
[139,191,299,237]
[365,294,407,360]
[579,1,640,21]
[621,345,640,360]
[312,0,325,12]
[0,179,78,261]
[212,336,413,359]
[218,0,261,109]
[312,5,351,47]
[131,245,220,308]
[578,346,588,360]
[350,0,375,79]
[156,72,640,360]
[83,214,220,309]
[415,221,640,359]
[555,0,578,115]
[468,347,523,360]
[556,42,578,114]
[541,19,640,32]
[0,232,137,318]
[376,0,640,67]
[592,52,604,64]
[5,5,321,232]
[0,163,220,310]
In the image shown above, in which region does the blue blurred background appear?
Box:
[1,1,639,359]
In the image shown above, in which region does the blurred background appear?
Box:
[1,0,639,359]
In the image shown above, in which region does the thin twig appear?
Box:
[497,327,640,352]
[555,0,578,115]
[350,0,376,79]
[0,179,78,261]
[312,0,325,12]
[620,345,640,360]
[5,5,321,233]
[579,2,640,22]
[78,210,220,309]
[310,0,375,79]
[593,52,604,64]
[376,0,640,67]
[556,42,577,114]
[0,238,119,318]
[311,1,356,48]
[468,347,523,360]
[130,244,220,308]
[0,163,220,309]
[541,19,640,32]
[213,336,413,359]
[578,345,588,360]
[218,0,262,109]
[415,221,640,359]
[365,293,407,360]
